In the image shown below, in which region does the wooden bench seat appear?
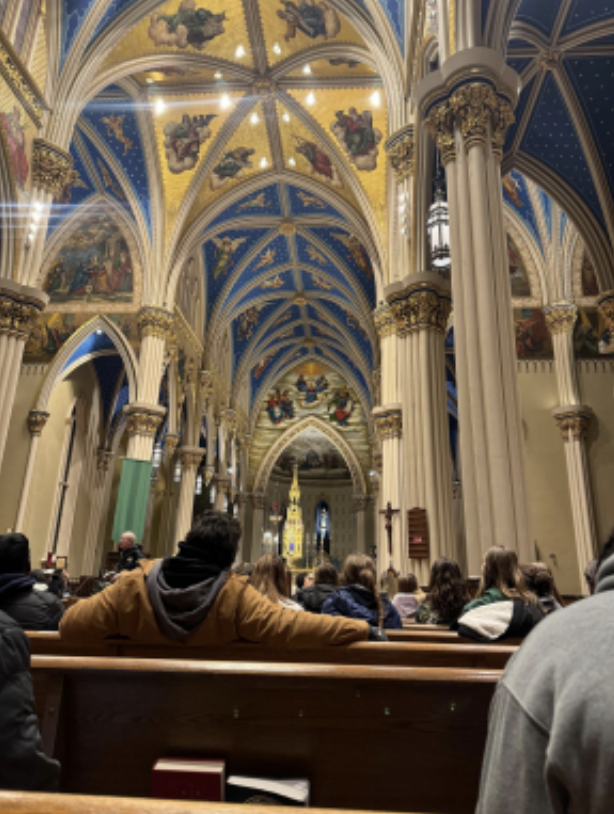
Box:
[388,629,522,646]
[32,656,499,813]
[26,632,516,670]
[0,793,434,814]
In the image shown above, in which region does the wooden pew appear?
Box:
[0,793,434,814]
[26,632,516,670]
[388,628,522,646]
[32,656,500,813]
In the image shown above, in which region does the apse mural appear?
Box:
[24,313,140,362]
[273,429,350,481]
[507,233,532,298]
[43,218,135,305]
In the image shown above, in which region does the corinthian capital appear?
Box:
[543,302,578,335]
[449,83,514,157]
[373,303,397,338]
[424,101,456,165]
[385,125,414,183]
[552,405,593,442]
[372,405,403,440]
[137,306,174,341]
[32,139,73,198]
[27,410,49,436]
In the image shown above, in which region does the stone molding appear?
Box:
[137,306,174,341]
[552,405,593,442]
[372,404,403,440]
[32,139,73,198]
[27,410,49,436]
[0,282,48,340]
[164,433,180,455]
[123,402,166,437]
[543,302,577,335]
[179,446,204,470]
[0,27,48,127]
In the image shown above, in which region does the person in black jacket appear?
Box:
[297,562,339,613]
[115,531,146,576]
[0,609,60,790]
[0,534,64,631]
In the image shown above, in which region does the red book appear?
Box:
[152,759,226,801]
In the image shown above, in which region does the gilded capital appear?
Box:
[32,139,73,198]
[385,126,414,183]
[204,465,215,486]
[179,447,204,470]
[449,82,514,158]
[96,449,114,472]
[373,303,397,338]
[424,100,456,164]
[598,290,614,332]
[372,406,403,440]
[389,282,452,337]
[123,403,166,437]
[553,406,593,442]
[543,302,577,335]
[0,291,43,340]
[27,410,49,436]
[165,433,180,455]
[137,306,174,341]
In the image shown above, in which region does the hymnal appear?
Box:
[152,758,226,801]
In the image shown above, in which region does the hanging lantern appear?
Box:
[151,443,163,469]
[195,473,203,495]
[426,170,450,271]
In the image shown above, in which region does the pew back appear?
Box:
[32,657,500,814]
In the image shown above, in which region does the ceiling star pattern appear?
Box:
[500,0,614,278]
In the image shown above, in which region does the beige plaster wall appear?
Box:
[578,361,614,546]
[517,363,580,594]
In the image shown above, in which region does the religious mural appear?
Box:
[164,113,217,173]
[515,309,552,358]
[24,313,140,362]
[574,309,614,357]
[277,0,341,41]
[60,168,89,205]
[332,233,373,278]
[0,106,29,190]
[293,136,343,187]
[210,147,255,190]
[507,233,531,298]
[514,308,614,359]
[210,235,248,278]
[149,1,227,49]
[327,385,354,426]
[101,114,134,155]
[330,108,382,172]
[296,373,328,407]
[273,429,349,480]
[42,218,134,305]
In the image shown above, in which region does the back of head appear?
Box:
[398,574,419,594]
[595,529,614,586]
[315,562,339,587]
[427,557,470,620]
[342,554,384,626]
[251,554,288,603]
[295,572,306,591]
[0,533,30,575]
[520,562,554,598]
[379,569,399,596]
[481,546,534,602]
[181,511,241,569]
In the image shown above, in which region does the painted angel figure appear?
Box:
[277,0,340,41]
[330,107,382,171]
[149,0,226,49]
[332,233,373,278]
[163,113,217,173]
[211,235,247,279]
[210,147,255,190]
[101,114,133,154]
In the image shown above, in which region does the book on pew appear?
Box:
[152,759,226,801]
[226,775,310,806]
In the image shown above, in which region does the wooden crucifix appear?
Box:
[379,501,400,557]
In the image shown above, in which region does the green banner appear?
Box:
[111,459,153,544]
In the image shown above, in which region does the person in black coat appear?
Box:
[115,531,146,576]
[322,554,402,630]
[0,534,64,631]
[297,562,339,613]
[0,609,60,790]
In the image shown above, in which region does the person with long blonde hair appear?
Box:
[322,554,402,630]
[250,554,303,611]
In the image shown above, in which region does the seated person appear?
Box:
[251,554,303,611]
[392,574,426,621]
[415,558,470,626]
[322,554,402,630]
[297,563,339,613]
[0,610,60,790]
[114,531,145,577]
[520,562,563,615]
[60,512,385,645]
[0,534,64,631]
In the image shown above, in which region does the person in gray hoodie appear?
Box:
[476,531,614,814]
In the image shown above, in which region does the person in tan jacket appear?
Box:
[60,511,382,646]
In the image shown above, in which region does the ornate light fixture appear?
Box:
[195,473,203,495]
[173,461,182,482]
[426,166,450,272]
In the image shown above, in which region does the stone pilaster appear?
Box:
[372,404,403,569]
[174,446,203,546]
[417,52,531,573]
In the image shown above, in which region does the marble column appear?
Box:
[544,302,598,591]
[372,304,404,571]
[418,54,532,573]
[15,410,50,530]
[174,446,203,546]
[251,492,266,561]
[0,283,48,471]
[215,476,231,513]
[353,493,369,554]
[388,273,455,584]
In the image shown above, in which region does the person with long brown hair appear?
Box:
[250,554,303,611]
[415,558,470,625]
[463,546,537,614]
[392,574,426,621]
[520,562,563,614]
[322,554,402,630]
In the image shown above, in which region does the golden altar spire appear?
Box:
[282,464,304,563]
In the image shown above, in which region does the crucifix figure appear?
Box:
[379,501,400,557]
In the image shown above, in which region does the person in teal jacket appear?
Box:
[463,546,537,614]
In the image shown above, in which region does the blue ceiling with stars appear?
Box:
[505,0,614,248]
[201,181,377,410]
